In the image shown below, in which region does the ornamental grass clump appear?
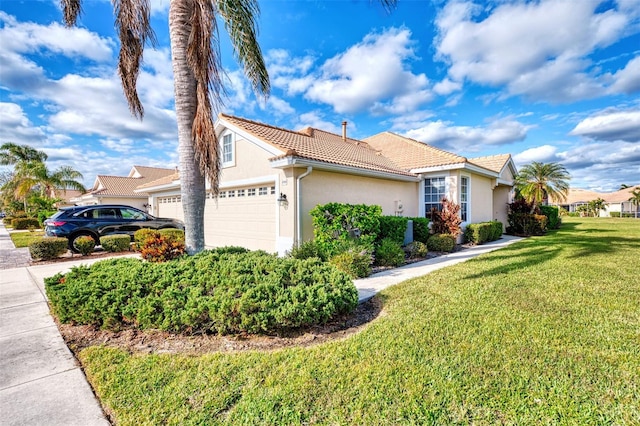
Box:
[45,248,358,335]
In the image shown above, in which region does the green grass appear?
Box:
[78,218,640,425]
[10,230,45,248]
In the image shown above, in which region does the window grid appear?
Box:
[248,188,256,196]
[222,134,233,164]
[460,176,469,222]
[424,177,446,216]
[238,189,245,197]
[259,187,268,195]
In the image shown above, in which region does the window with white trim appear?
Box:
[228,190,236,198]
[238,189,245,197]
[424,177,446,217]
[460,176,469,222]
[259,187,268,196]
[248,188,256,196]
[270,186,276,195]
[220,191,226,198]
[222,133,234,166]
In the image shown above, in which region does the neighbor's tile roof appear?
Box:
[136,172,180,190]
[549,186,640,204]
[220,114,415,177]
[88,167,175,196]
[363,132,468,170]
[468,154,513,174]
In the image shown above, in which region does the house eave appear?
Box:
[270,157,420,182]
[134,182,181,194]
[411,162,500,178]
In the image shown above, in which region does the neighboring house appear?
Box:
[52,189,84,208]
[72,166,176,211]
[550,186,640,217]
[139,114,516,255]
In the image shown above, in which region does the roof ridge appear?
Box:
[220,113,313,139]
[382,131,468,161]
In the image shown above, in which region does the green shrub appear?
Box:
[45,249,358,334]
[287,239,326,261]
[310,203,382,257]
[567,212,580,217]
[464,221,503,245]
[610,212,620,218]
[539,205,561,229]
[329,242,373,279]
[29,238,68,260]
[12,218,40,230]
[140,235,185,263]
[411,217,430,243]
[37,210,57,227]
[507,213,547,236]
[427,234,456,252]
[375,238,405,267]
[158,228,185,242]
[133,228,160,251]
[74,235,96,256]
[405,241,428,258]
[3,216,14,226]
[100,235,131,252]
[377,216,408,245]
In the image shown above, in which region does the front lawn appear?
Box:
[77,217,640,424]
[10,230,45,248]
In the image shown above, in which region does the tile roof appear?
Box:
[220,114,415,177]
[468,154,513,174]
[136,172,180,190]
[86,166,175,197]
[363,132,468,170]
[549,186,640,204]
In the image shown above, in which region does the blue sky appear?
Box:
[1,0,639,191]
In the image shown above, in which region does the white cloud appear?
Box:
[608,56,640,94]
[291,111,342,135]
[435,0,635,102]
[0,102,46,144]
[433,78,462,96]
[570,108,640,142]
[0,11,114,62]
[404,116,533,152]
[304,28,431,114]
[513,145,559,165]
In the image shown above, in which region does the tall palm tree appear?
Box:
[11,161,86,209]
[0,142,48,165]
[61,0,271,254]
[515,161,571,207]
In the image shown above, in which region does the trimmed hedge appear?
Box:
[427,234,456,252]
[507,213,547,236]
[133,228,159,251]
[377,216,408,245]
[45,249,358,335]
[158,228,185,242]
[464,221,503,245]
[100,235,131,252]
[411,217,430,244]
[310,203,381,257]
[539,205,561,229]
[29,238,68,260]
[12,218,40,230]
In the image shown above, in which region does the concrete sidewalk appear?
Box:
[355,235,522,302]
[0,222,521,425]
[0,225,110,426]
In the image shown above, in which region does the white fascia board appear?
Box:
[270,157,420,182]
[497,178,514,186]
[411,163,499,178]
[215,174,278,190]
[134,181,181,194]
[215,118,285,157]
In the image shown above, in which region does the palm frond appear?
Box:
[60,0,83,26]
[113,0,157,119]
[217,0,270,97]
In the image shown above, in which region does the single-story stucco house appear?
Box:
[550,186,640,217]
[72,165,176,211]
[138,114,517,255]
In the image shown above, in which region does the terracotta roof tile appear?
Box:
[136,172,180,190]
[220,114,415,177]
[87,167,175,196]
[469,154,513,174]
[363,132,467,170]
[549,186,640,204]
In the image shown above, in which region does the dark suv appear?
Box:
[44,205,184,252]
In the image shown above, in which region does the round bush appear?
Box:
[406,241,428,258]
[158,228,185,242]
[133,228,160,251]
[44,248,358,335]
[100,235,131,252]
[74,235,96,256]
[375,238,405,267]
[427,234,456,252]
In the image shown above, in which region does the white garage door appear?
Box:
[203,185,276,252]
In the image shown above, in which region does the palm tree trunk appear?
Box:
[169,0,206,254]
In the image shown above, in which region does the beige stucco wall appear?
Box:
[77,196,149,211]
[219,132,279,181]
[468,174,494,223]
[297,169,419,242]
[492,186,511,230]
